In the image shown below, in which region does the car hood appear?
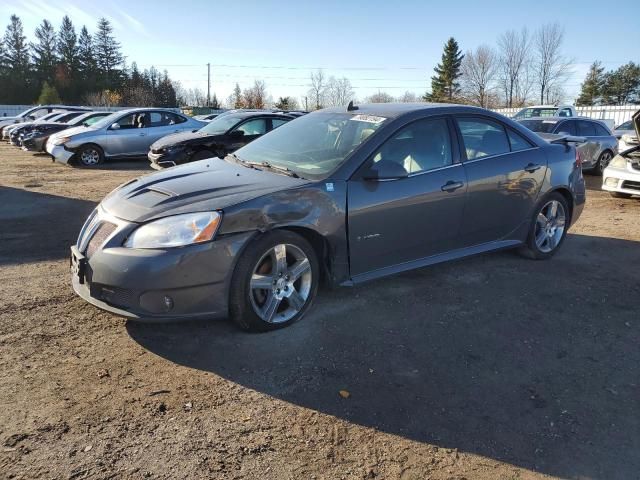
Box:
[101,157,310,223]
[50,125,93,140]
[151,130,219,150]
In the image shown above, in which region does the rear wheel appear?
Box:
[593,150,613,175]
[76,144,104,167]
[229,230,319,332]
[519,193,569,260]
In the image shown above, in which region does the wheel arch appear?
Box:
[71,142,104,166]
[546,186,574,225]
[277,226,332,286]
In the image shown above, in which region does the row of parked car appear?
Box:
[0,105,308,169]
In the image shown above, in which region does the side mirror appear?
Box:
[110,122,120,130]
[362,160,409,181]
[230,129,245,138]
[28,115,36,120]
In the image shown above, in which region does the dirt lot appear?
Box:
[0,144,639,480]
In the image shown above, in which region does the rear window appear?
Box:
[593,123,610,136]
[515,108,559,119]
[518,119,559,134]
[577,121,596,137]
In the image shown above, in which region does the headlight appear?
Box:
[609,156,627,169]
[53,136,71,146]
[124,212,222,249]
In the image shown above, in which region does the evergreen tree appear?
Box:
[232,83,243,108]
[2,14,32,103]
[210,93,220,109]
[57,16,78,72]
[77,25,95,76]
[37,80,61,103]
[425,37,464,102]
[93,18,123,89]
[576,61,604,106]
[31,20,58,85]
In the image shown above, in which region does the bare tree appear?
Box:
[461,45,498,108]
[242,80,268,108]
[324,76,355,106]
[497,28,530,107]
[307,69,326,109]
[533,23,573,104]
[366,91,394,103]
[398,91,418,102]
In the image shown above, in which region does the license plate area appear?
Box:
[70,246,86,284]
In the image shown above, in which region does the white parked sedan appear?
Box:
[602,111,640,198]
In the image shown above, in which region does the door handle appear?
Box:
[524,163,542,173]
[138,132,146,136]
[441,180,464,192]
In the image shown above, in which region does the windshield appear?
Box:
[233,112,387,180]
[199,114,245,134]
[518,119,560,133]
[514,108,558,119]
[616,120,633,130]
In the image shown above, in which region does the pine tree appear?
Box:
[31,20,58,86]
[426,37,464,102]
[57,16,78,72]
[77,26,95,76]
[210,93,220,109]
[37,80,61,103]
[232,83,243,108]
[2,14,32,103]
[93,18,123,89]
[601,62,640,105]
[576,61,604,106]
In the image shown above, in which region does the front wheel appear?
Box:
[593,150,613,175]
[229,230,319,332]
[519,193,569,260]
[76,144,104,167]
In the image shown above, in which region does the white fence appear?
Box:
[0,104,144,117]
[492,105,639,127]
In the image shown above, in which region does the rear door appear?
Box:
[576,120,598,164]
[455,116,547,245]
[347,116,467,276]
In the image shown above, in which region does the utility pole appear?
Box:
[304,96,308,111]
[207,63,211,107]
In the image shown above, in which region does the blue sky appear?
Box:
[1,0,638,104]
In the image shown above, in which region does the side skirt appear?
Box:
[342,239,523,286]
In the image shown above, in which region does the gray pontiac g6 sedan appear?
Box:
[71,103,586,331]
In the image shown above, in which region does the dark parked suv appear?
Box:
[148,111,294,169]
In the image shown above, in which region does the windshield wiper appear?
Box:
[226,152,260,170]
[254,161,302,178]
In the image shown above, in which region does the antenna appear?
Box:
[347,101,359,112]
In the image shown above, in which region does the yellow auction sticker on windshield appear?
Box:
[350,114,386,124]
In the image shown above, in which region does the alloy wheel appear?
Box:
[534,200,566,253]
[599,151,612,170]
[80,148,100,166]
[249,243,312,323]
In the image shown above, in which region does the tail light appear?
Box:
[575,148,582,168]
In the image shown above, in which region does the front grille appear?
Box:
[85,221,117,258]
[621,180,640,192]
[91,284,136,309]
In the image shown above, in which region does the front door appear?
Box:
[228,117,268,152]
[347,117,467,277]
[105,112,148,156]
[455,116,548,245]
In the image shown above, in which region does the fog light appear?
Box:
[604,177,619,187]
[163,295,174,311]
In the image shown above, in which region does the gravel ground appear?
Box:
[1,143,639,480]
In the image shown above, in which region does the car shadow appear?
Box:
[0,186,97,266]
[91,159,153,171]
[127,233,640,479]
[584,173,603,192]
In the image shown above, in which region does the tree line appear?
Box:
[0,14,179,107]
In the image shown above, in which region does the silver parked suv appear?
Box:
[46,108,206,167]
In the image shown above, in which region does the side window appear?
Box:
[457,118,511,160]
[559,108,572,117]
[507,129,534,151]
[235,118,267,136]
[147,112,165,127]
[577,120,596,137]
[593,123,610,136]
[271,118,289,129]
[555,121,577,136]
[116,113,138,129]
[370,118,452,174]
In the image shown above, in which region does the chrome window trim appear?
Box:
[462,146,540,165]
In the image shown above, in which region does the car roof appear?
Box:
[115,107,184,114]
[319,102,492,119]
[223,111,294,119]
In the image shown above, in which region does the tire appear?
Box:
[190,150,216,162]
[593,150,613,175]
[229,230,319,332]
[518,192,570,260]
[609,192,632,199]
[75,144,104,167]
